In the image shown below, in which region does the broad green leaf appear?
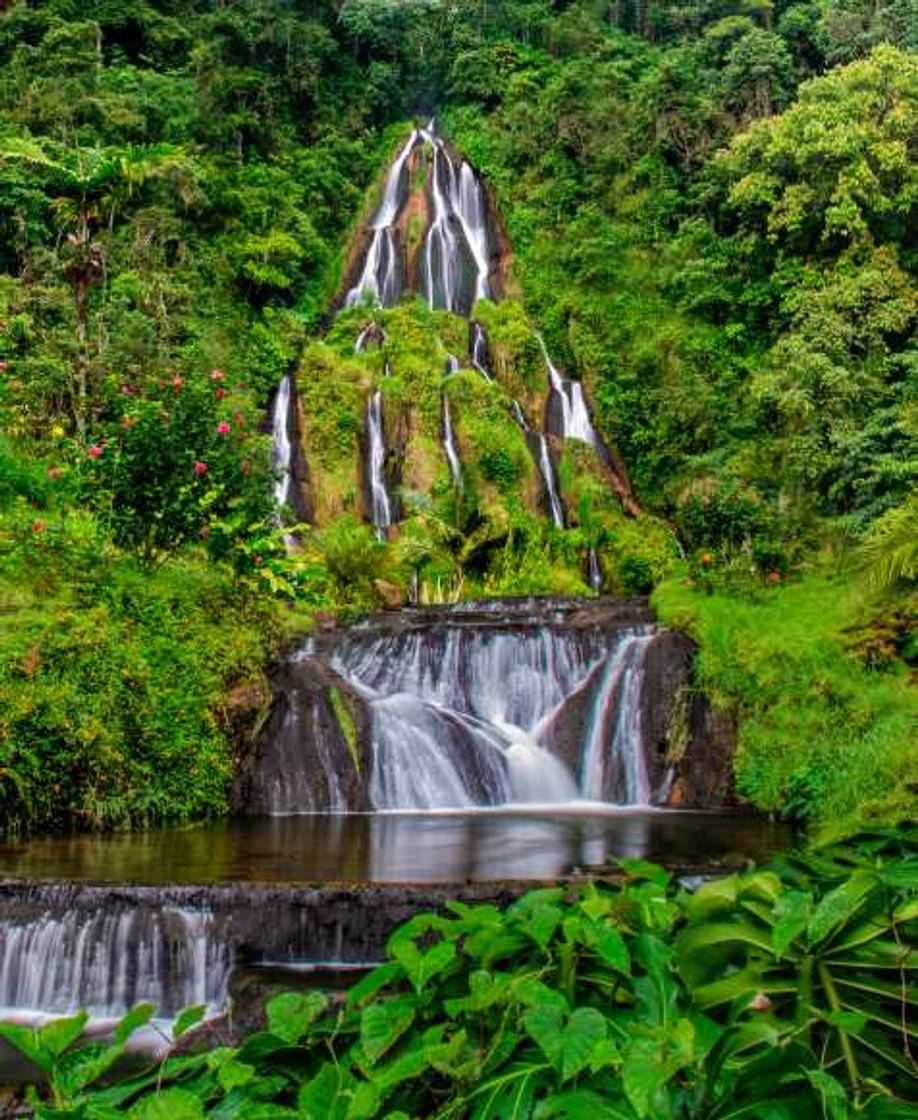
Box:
[771,890,811,958]
[298,1063,350,1120]
[266,990,327,1043]
[0,1022,51,1071]
[622,1037,675,1119]
[805,1069,849,1120]
[347,962,403,1007]
[518,904,562,949]
[807,871,878,947]
[51,1042,125,1100]
[391,937,456,994]
[593,926,631,976]
[561,1008,607,1083]
[347,1081,380,1120]
[170,1004,205,1041]
[38,1012,89,1057]
[360,995,417,1065]
[469,1063,550,1120]
[129,1087,205,1120]
[534,1088,633,1118]
[523,1004,564,1069]
[216,1055,256,1091]
[618,859,670,888]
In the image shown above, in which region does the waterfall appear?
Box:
[345,227,401,309]
[540,338,599,447]
[0,906,230,1020]
[471,321,492,380]
[580,633,655,805]
[536,433,565,528]
[450,161,491,303]
[587,548,603,592]
[422,143,463,313]
[366,390,393,538]
[316,613,658,811]
[442,394,463,490]
[345,129,419,308]
[271,373,294,518]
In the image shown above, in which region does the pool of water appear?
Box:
[0,809,792,885]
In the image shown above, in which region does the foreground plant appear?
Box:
[3,833,914,1118]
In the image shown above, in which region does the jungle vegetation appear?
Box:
[0,0,914,836]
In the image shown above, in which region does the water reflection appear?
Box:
[0,810,791,885]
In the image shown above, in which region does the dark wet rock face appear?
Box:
[233,598,737,814]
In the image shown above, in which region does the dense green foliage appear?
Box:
[0,0,914,833]
[4,831,915,1116]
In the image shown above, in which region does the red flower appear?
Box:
[88,444,104,459]
[210,369,225,381]
[215,387,228,400]
[120,384,134,396]
[172,374,184,391]
[217,421,231,435]
[193,460,208,476]
[30,519,45,534]
[768,570,782,584]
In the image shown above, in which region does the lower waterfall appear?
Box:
[243,600,682,814]
[0,904,230,1021]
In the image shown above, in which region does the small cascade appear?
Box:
[581,633,655,804]
[536,433,565,528]
[271,373,295,521]
[345,129,419,308]
[470,321,493,380]
[540,338,600,448]
[0,905,230,1020]
[442,394,463,490]
[587,548,603,592]
[366,390,393,539]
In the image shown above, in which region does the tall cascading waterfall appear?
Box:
[255,603,664,813]
[0,905,230,1021]
[366,389,393,538]
[345,129,419,308]
[420,121,493,314]
[271,374,297,542]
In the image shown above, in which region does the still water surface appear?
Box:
[0,809,791,884]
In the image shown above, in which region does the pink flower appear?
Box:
[210,368,225,381]
[120,384,134,396]
[217,421,231,435]
[193,460,208,476]
[172,374,183,391]
[88,444,104,459]
[0,360,9,373]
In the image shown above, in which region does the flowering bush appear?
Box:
[81,370,273,563]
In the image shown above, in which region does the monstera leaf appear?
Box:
[676,845,917,1103]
